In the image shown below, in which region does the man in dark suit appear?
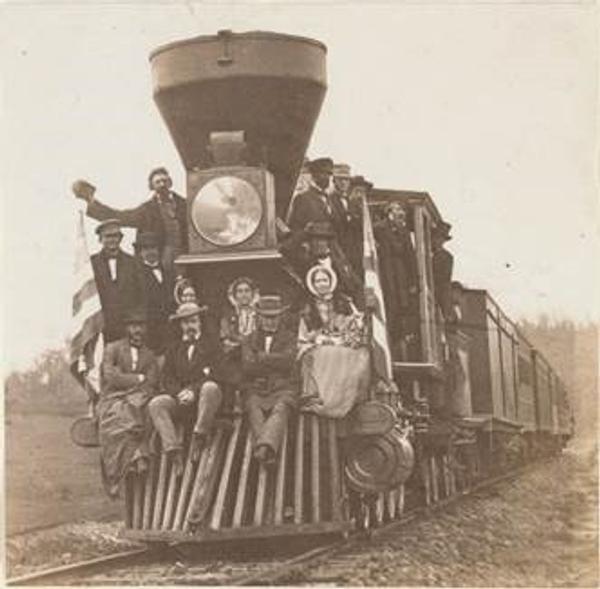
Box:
[147,302,223,473]
[134,231,176,358]
[287,158,345,239]
[432,221,456,324]
[91,219,145,344]
[97,308,159,498]
[72,167,187,272]
[241,295,299,466]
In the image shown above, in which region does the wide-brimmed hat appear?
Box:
[308,157,334,175]
[255,295,290,316]
[124,307,147,324]
[95,218,122,236]
[306,264,338,297]
[333,163,351,178]
[350,176,373,191]
[169,302,207,322]
[304,221,335,238]
[134,231,160,249]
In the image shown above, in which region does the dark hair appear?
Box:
[148,167,170,189]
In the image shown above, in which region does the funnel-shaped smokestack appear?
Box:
[150,30,327,216]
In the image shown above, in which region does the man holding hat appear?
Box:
[97,307,159,498]
[91,219,145,343]
[241,295,298,466]
[72,167,187,273]
[287,157,345,239]
[148,302,223,473]
[135,231,176,357]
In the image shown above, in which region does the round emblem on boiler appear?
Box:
[191,176,263,246]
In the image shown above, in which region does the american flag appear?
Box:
[362,196,393,383]
[70,210,104,398]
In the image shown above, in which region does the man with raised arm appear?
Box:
[72,167,187,272]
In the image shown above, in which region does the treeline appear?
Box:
[5,348,85,416]
[518,318,598,442]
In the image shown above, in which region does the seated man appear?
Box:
[148,302,223,472]
[97,308,159,498]
[241,295,298,466]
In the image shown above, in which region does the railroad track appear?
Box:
[6,463,539,587]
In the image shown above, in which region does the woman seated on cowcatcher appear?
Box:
[298,264,370,418]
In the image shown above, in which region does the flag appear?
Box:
[69,210,104,395]
[362,196,393,383]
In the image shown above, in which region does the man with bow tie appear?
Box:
[90,219,145,343]
[98,308,159,498]
[72,167,187,273]
[287,158,346,241]
[134,231,176,358]
[147,302,223,473]
[241,295,299,466]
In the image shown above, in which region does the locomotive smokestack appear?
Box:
[149,30,327,217]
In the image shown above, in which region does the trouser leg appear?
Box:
[193,381,222,436]
[148,394,180,453]
[246,395,267,443]
[257,401,291,455]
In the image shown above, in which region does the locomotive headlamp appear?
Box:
[191,176,263,246]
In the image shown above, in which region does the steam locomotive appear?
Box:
[80,30,573,542]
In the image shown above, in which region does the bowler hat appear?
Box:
[333,163,351,178]
[308,157,334,175]
[304,221,335,238]
[350,176,373,191]
[124,307,147,324]
[255,295,289,316]
[169,302,207,322]
[134,231,160,249]
[95,218,122,236]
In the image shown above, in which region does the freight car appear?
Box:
[72,30,572,543]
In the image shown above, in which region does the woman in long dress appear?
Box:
[298,265,370,418]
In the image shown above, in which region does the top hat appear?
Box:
[333,163,351,178]
[308,157,334,175]
[255,295,289,316]
[169,302,207,322]
[304,221,335,238]
[134,231,160,249]
[124,307,147,324]
[350,176,373,191]
[95,218,122,236]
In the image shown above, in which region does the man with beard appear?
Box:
[72,167,187,272]
[97,308,158,498]
[134,231,176,360]
[148,302,223,474]
[241,295,298,466]
[287,158,345,240]
[91,219,145,344]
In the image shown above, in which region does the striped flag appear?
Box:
[362,196,393,383]
[70,210,104,395]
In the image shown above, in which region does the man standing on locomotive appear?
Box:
[241,295,298,466]
[72,167,187,273]
[91,219,145,344]
[147,302,223,474]
[134,231,176,361]
[98,308,159,498]
[432,221,457,324]
[287,157,345,239]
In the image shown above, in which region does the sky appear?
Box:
[1,1,598,372]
